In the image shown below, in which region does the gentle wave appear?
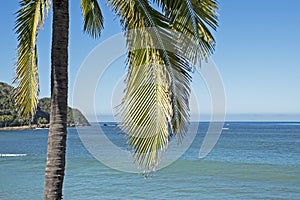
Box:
[275,123,300,126]
[0,154,27,157]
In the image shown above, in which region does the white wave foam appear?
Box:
[0,154,27,157]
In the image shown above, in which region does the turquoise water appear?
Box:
[0,122,299,199]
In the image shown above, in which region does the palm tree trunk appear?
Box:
[44,0,69,199]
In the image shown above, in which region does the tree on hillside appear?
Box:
[0,115,14,127]
[37,117,48,126]
[14,0,218,199]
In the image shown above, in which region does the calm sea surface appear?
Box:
[0,122,299,199]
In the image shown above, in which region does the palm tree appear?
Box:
[14,0,103,199]
[14,0,218,199]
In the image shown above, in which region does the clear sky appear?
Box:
[0,1,300,121]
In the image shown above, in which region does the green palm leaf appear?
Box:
[151,0,219,138]
[153,0,218,61]
[81,0,104,38]
[108,0,195,172]
[122,48,172,172]
[14,0,49,120]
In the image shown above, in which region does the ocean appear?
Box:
[0,122,299,199]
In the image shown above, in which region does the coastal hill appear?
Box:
[0,82,90,128]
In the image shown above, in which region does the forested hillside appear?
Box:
[0,82,90,127]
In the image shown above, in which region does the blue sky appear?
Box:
[0,1,299,121]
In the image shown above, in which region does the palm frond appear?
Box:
[107,0,168,29]
[152,0,219,137]
[81,0,104,38]
[162,49,191,141]
[14,0,49,120]
[152,0,218,61]
[122,47,172,172]
[108,0,192,172]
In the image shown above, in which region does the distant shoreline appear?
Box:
[0,123,89,131]
[0,125,35,131]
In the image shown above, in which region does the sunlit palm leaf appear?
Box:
[108,0,194,172]
[163,50,191,141]
[14,0,49,120]
[81,0,104,38]
[122,47,172,172]
[151,0,218,138]
[153,0,218,62]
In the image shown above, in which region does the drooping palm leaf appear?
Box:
[14,0,49,120]
[152,0,218,137]
[153,0,218,63]
[122,48,172,172]
[81,0,104,38]
[108,0,194,172]
[163,49,191,141]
